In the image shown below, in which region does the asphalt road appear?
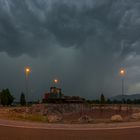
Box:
[0,125,140,140]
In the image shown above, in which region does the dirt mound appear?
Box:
[111,115,123,122]
[131,112,140,120]
[30,104,89,115]
[78,115,92,123]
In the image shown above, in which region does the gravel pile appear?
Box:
[30,104,89,116]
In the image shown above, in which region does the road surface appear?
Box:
[0,120,140,140]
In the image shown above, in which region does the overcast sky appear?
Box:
[0,0,140,101]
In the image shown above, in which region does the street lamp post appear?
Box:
[120,68,125,104]
[53,78,58,88]
[53,79,59,98]
[25,67,31,106]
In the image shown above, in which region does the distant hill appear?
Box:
[110,94,140,101]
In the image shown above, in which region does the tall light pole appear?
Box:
[25,67,31,106]
[53,79,59,98]
[120,68,125,104]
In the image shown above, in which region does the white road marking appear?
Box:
[0,120,140,130]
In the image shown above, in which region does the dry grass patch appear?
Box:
[8,112,48,122]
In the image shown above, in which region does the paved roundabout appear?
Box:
[0,119,140,140]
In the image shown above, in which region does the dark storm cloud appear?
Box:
[0,0,140,56]
[0,0,140,98]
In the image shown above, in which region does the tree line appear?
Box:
[0,89,39,106]
[0,89,26,106]
[87,94,140,104]
[1,90,140,106]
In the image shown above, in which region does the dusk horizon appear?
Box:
[0,0,140,101]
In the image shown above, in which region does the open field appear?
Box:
[0,104,140,124]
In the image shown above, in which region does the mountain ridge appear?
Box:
[110,94,140,101]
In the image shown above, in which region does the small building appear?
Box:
[50,87,62,99]
[42,87,85,103]
[42,87,63,103]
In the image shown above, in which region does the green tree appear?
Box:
[20,93,26,106]
[107,99,111,104]
[0,89,14,106]
[100,93,105,104]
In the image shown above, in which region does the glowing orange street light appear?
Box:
[120,69,125,76]
[25,67,31,78]
[54,79,58,84]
